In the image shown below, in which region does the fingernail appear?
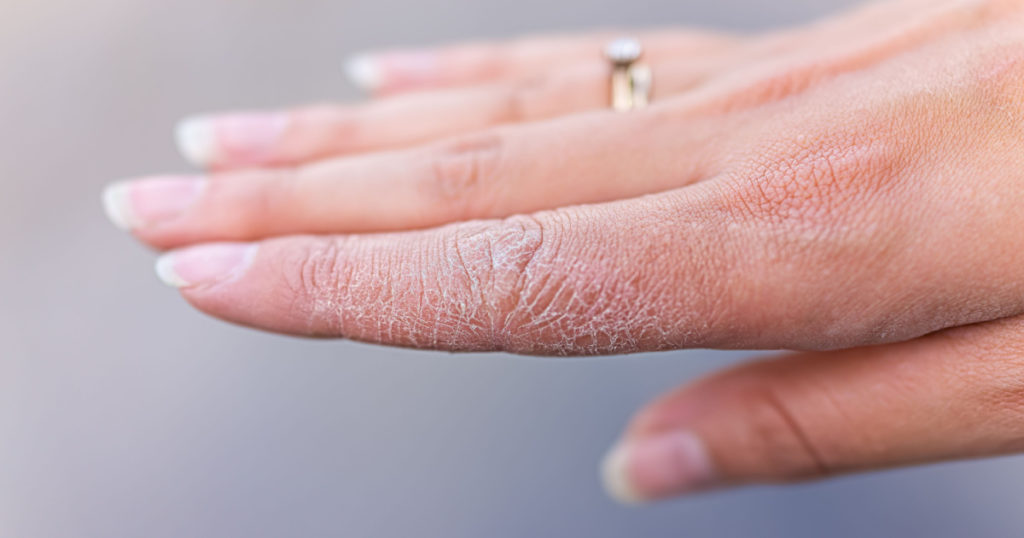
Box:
[155,243,258,288]
[344,53,383,91]
[102,176,205,231]
[175,112,289,167]
[344,51,438,92]
[601,432,715,505]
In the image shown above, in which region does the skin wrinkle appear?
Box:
[423,235,453,348]
[512,245,596,347]
[345,217,544,351]
[384,239,402,345]
[803,383,873,461]
[425,133,505,214]
[450,227,489,347]
[504,75,551,123]
[432,240,455,348]
[606,207,714,352]
[295,238,343,335]
[507,216,551,326]
[761,387,832,479]
[484,216,547,348]
[500,208,669,354]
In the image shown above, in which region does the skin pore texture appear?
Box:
[104,0,1024,504]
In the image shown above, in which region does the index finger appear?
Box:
[149,179,964,355]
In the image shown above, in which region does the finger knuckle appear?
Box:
[717,128,936,346]
[297,104,362,152]
[503,75,552,122]
[455,211,635,355]
[283,238,350,334]
[421,133,505,216]
[723,131,907,279]
[443,215,550,344]
[731,135,883,228]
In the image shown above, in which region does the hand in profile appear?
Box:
[104,0,1024,503]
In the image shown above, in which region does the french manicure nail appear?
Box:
[102,176,205,231]
[601,432,715,505]
[344,53,383,91]
[344,50,439,92]
[155,243,258,288]
[175,112,289,167]
[175,116,217,168]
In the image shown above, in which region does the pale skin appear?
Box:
[103,0,1024,503]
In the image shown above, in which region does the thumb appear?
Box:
[601,316,1024,503]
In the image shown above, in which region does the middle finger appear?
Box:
[114,105,736,249]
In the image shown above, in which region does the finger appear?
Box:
[150,162,1016,356]
[120,109,733,249]
[343,30,736,95]
[153,188,760,353]
[601,316,1024,503]
[173,59,712,170]
[340,0,932,96]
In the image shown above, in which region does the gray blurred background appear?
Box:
[3,0,1024,536]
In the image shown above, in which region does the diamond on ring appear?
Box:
[605,38,651,111]
[605,37,644,66]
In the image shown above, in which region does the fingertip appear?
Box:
[601,442,647,505]
[600,431,716,504]
[155,252,187,288]
[154,243,258,289]
[344,53,382,92]
[175,116,217,168]
[102,181,138,231]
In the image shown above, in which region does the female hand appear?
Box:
[103,0,1024,503]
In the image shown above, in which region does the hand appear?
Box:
[103,0,1024,503]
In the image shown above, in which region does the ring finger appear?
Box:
[177,55,722,170]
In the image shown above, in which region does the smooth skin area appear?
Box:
[104,0,1024,503]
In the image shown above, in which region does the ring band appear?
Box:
[606,38,652,112]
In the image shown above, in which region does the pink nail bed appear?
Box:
[345,51,440,92]
[626,432,716,500]
[103,176,204,231]
[378,51,440,86]
[156,243,258,288]
[215,112,289,164]
[131,176,204,225]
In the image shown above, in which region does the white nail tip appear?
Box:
[344,54,381,91]
[175,116,217,168]
[155,254,188,288]
[102,182,138,231]
[601,443,645,505]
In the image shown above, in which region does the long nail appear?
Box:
[175,112,289,168]
[155,243,258,288]
[344,53,383,91]
[344,51,438,92]
[102,176,205,231]
[601,432,716,504]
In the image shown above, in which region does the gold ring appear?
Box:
[605,38,651,112]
